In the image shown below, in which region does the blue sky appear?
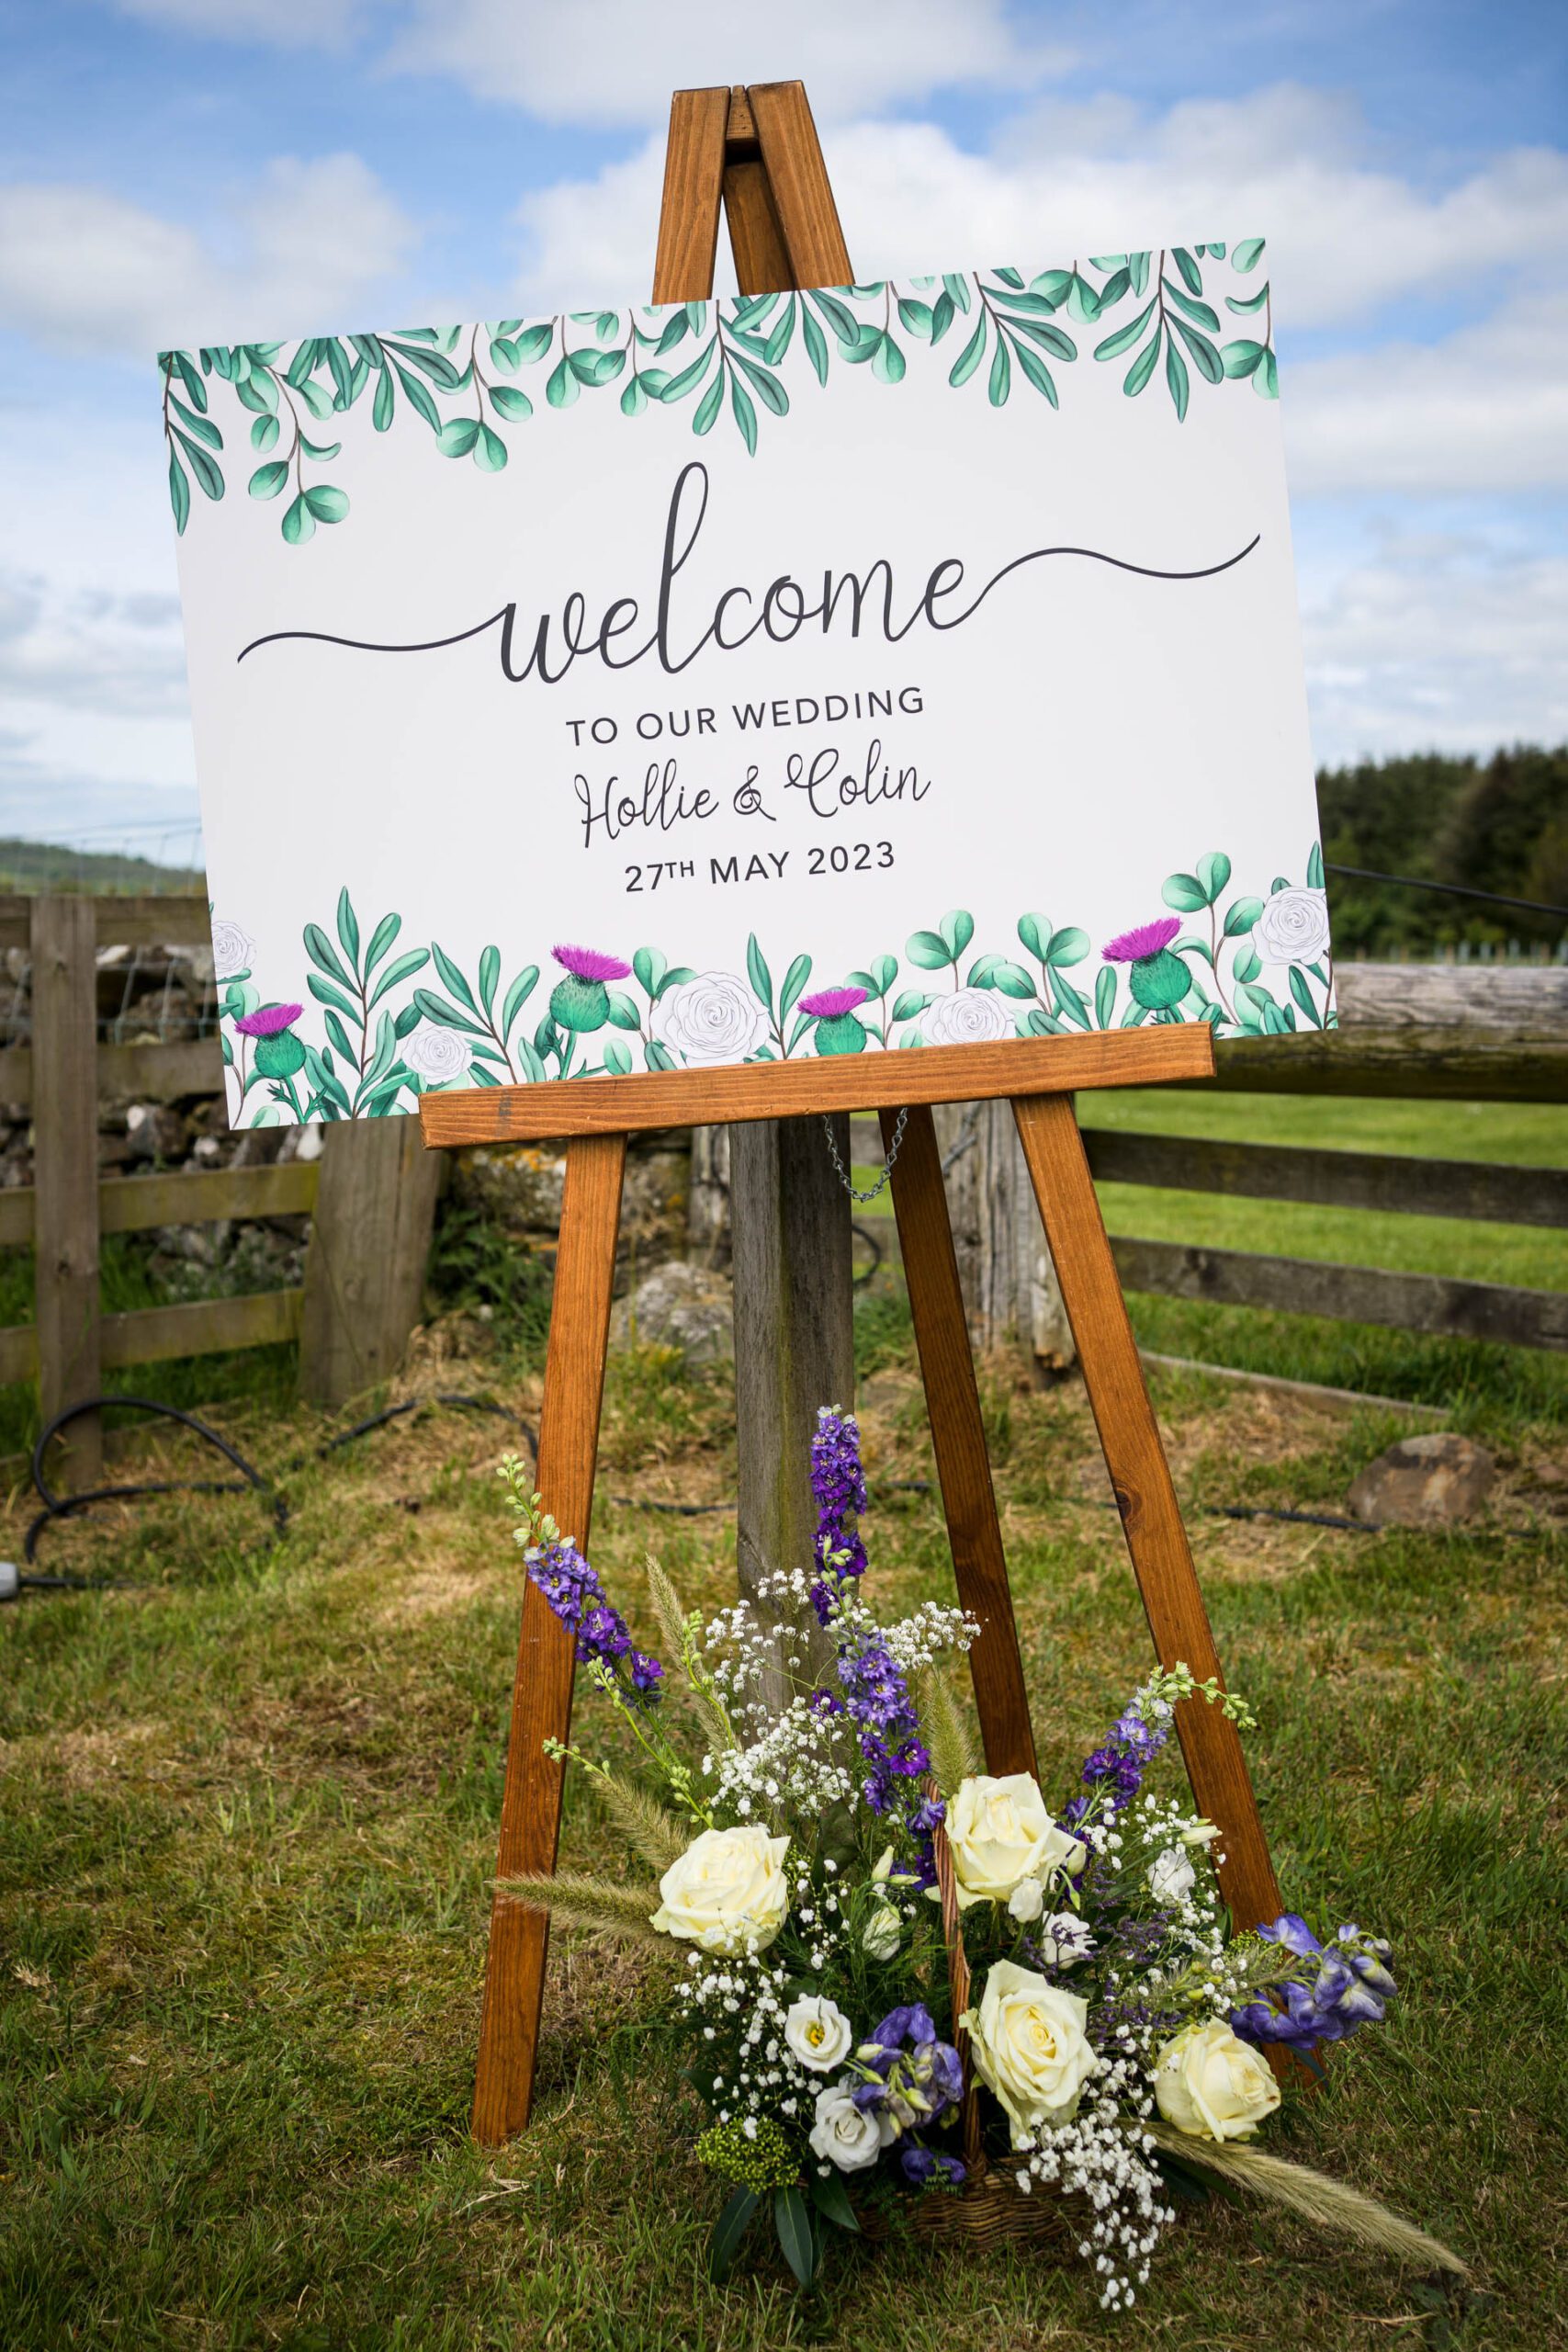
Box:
[1,0,1564,860]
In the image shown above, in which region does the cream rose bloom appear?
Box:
[1154,2020,1281,2142]
[649,1824,791,1954]
[945,1773,1087,1909]
[784,1995,852,2075]
[964,1961,1097,2146]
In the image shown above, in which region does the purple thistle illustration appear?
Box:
[232,1001,303,1037]
[1101,918,1181,964]
[1100,916,1191,1012]
[800,984,869,1057]
[799,986,868,1019]
[232,1001,307,1084]
[549,943,631,1035]
[551,944,634,982]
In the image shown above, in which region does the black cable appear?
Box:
[1324,863,1568,922]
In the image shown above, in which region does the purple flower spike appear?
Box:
[551,943,633,982]
[525,1530,663,1708]
[1101,917,1182,964]
[232,1001,303,1038]
[800,986,868,1019]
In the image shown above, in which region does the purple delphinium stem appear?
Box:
[1063,1691,1172,1827]
[525,1532,663,1706]
[810,1405,868,1616]
[1231,1917,1396,2053]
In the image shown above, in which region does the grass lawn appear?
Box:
[2,1307,1564,2350]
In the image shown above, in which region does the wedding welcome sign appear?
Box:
[164,242,1332,1127]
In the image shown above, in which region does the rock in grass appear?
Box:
[611,1261,733,1366]
[1348,1432,1495,1527]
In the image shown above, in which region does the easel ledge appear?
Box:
[417,1023,1216,1147]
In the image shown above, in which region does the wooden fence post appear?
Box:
[299,1115,443,1408]
[32,897,102,1481]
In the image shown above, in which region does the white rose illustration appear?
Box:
[651,971,770,1066]
[1252,887,1330,966]
[403,1023,469,1083]
[919,987,1014,1048]
[210,919,256,981]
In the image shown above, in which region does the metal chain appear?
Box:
[820,1105,908,1203]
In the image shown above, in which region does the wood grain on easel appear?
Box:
[469,1131,626,2144]
[1011,1092,1282,1935]
[884,1105,1036,1781]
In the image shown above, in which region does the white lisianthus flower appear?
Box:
[649,1824,791,1954]
[1148,1847,1198,1905]
[963,1961,1097,2147]
[784,1995,852,2075]
[1154,2020,1281,2142]
[919,987,1013,1048]
[1007,1876,1045,1924]
[1252,887,1331,966]
[1180,1819,1223,1848]
[808,2080,892,2173]
[861,1902,902,1961]
[1036,1911,1095,1969]
[651,972,770,1066]
[402,1022,470,1083]
[945,1773,1087,1909]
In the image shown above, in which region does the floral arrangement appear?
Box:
[497,1410,1461,2307]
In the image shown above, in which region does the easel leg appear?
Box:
[1011,1093,1282,1933]
[470,1131,626,2146]
[883,1105,1037,1781]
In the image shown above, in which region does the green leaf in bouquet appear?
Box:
[773,2186,818,2287]
[709,2188,759,2283]
[809,2171,861,2234]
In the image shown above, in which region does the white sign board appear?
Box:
[164,243,1332,1125]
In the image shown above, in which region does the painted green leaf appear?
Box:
[1096,266,1132,308]
[1225,283,1270,315]
[307,972,357,1022]
[1030,268,1073,307]
[1288,967,1322,1026]
[1171,315,1224,384]
[234,373,275,416]
[897,298,933,337]
[1161,872,1208,912]
[1017,913,1047,960]
[1233,237,1266,273]
[475,944,500,1017]
[174,429,223,501]
[872,333,907,385]
[906,931,949,971]
[1222,339,1264,379]
[942,271,972,313]
[546,356,579,410]
[1172,246,1203,296]
[387,340,461,389]
[299,435,342,460]
[1024,1007,1065,1035]
[514,323,554,362]
[1045,924,1090,965]
[660,342,716,402]
[367,947,429,1009]
[602,1035,634,1075]
[490,384,532,421]
[605,989,640,1030]
[1065,273,1101,322]
[729,374,758,454]
[1050,967,1092,1029]
[762,300,795,366]
[500,966,539,1035]
[656,311,690,356]
[393,363,440,430]
[940,908,975,958]
[322,1007,355,1065]
[930,289,954,344]
[872,954,897,994]
[1196,851,1232,903]
[1307,841,1325,889]
[1094,964,1117,1027]
[490,336,520,374]
[987,334,1011,405]
[171,394,222,449]
[472,423,508,471]
[1010,338,1058,406]
[735,353,788,416]
[281,493,314,544]
[948,315,987,387]
[250,413,280,453]
[303,484,349,522]
[992,960,1036,998]
[693,374,724,436]
[303,922,355,991]
[801,302,829,385]
[746,933,772,1010]
[812,290,861,345]
[1253,348,1280,399]
[334,886,360,973]
[295,377,335,421]
[1223,896,1266,937]
[1165,334,1190,421]
[415,987,485,1037]
[1233,942,1262,983]
[1124,327,1161,397]
[248,459,288,501]
[620,374,648,417]
[890,989,933,1021]
[436,418,480,458]
[1162,279,1221,334]
[779,955,812,1021]
[518,1039,548,1083]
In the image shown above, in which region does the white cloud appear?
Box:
[1301,529,1568,763]
[388,0,1056,126]
[0,154,418,356]
[110,0,365,46]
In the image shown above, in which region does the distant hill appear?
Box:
[0,839,205,895]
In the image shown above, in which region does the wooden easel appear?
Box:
[420,82,1284,2148]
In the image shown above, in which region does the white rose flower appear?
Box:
[808,2080,893,2173]
[945,1772,1087,1910]
[1036,1911,1095,1969]
[1180,1819,1222,1848]
[964,1960,1098,2147]
[919,987,1014,1048]
[649,1824,791,1954]
[1252,887,1331,967]
[652,971,770,1066]
[210,919,256,981]
[861,1902,902,1961]
[1007,1876,1045,1924]
[784,1995,852,2075]
[402,1022,470,1083]
[1148,1847,1198,1905]
[1154,2020,1281,2143]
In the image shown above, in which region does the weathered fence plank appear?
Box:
[299,1117,442,1407]
[0,1162,319,1248]
[1085,1131,1568,1227]
[100,1288,305,1366]
[32,897,102,1474]
[1110,1236,1568,1351]
[1203,963,1568,1101]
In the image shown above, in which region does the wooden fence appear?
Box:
[0,894,440,1476]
